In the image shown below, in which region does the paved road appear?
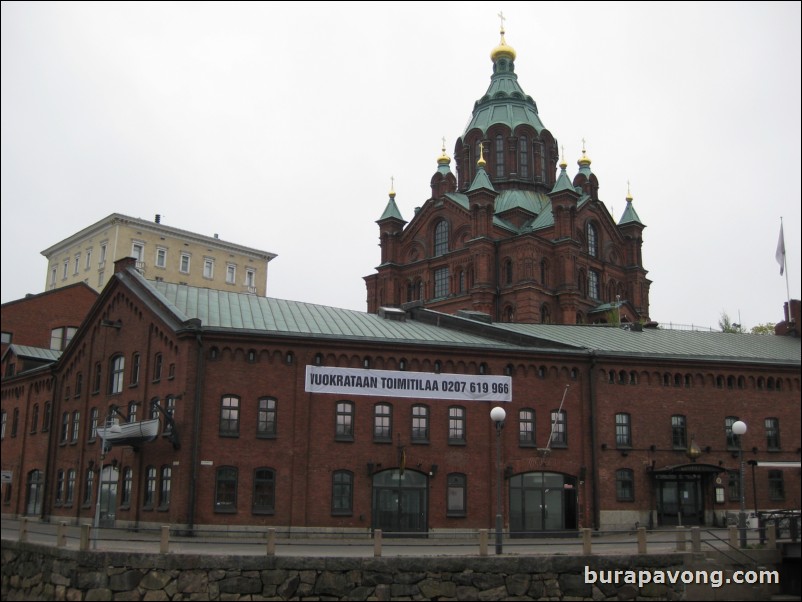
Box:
[0,517,762,558]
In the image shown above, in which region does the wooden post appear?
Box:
[374,529,382,557]
[160,525,170,554]
[56,521,67,547]
[637,527,647,554]
[19,517,28,543]
[479,529,488,556]
[691,527,701,553]
[80,524,91,551]
[675,527,686,552]
[582,528,592,555]
[266,528,276,556]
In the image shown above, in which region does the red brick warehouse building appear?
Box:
[1,27,800,536]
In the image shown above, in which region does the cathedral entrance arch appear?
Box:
[509,471,578,535]
[371,469,428,536]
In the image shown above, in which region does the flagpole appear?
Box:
[778,217,790,317]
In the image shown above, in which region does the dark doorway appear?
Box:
[371,469,428,536]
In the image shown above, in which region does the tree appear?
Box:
[750,322,776,335]
[719,312,744,333]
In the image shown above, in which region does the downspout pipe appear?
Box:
[187,319,204,533]
[589,351,600,530]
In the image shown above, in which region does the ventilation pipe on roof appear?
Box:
[155,214,161,223]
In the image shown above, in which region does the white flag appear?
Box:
[775,223,785,275]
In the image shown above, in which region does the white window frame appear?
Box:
[203,258,214,279]
[62,260,69,279]
[131,242,144,262]
[180,253,191,274]
[99,243,107,265]
[226,263,236,284]
[245,268,256,287]
[73,254,80,275]
[85,248,92,270]
[155,247,167,268]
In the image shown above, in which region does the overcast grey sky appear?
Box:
[2,1,800,330]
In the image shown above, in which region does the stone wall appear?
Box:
[1,540,688,601]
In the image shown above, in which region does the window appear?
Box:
[550,410,567,447]
[765,418,780,450]
[671,415,687,449]
[11,408,19,437]
[55,470,65,505]
[42,402,51,432]
[448,406,466,444]
[92,362,102,394]
[89,408,98,441]
[495,134,505,176]
[60,412,69,443]
[180,253,190,273]
[253,468,275,513]
[144,466,157,508]
[519,135,529,177]
[99,243,107,264]
[588,270,600,300]
[153,353,163,382]
[226,264,236,284]
[215,466,237,512]
[725,416,739,450]
[131,353,140,386]
[615,469,634,501]
[97,270,104,287]
[164,396,176,433]
[727,470,740,501]
[245,268,256,288]
[83,468,94,506]
[257,397,277,437]
[519,408,535,447]
[434,267,449,298]
[331,470,353,515]
[587,223,598,257]
[74,253,80,274]
[50,326,77,351]
[110,355,125,394]
[220,395,240,436]
[128,401,138,423]
[155,247,167,268]
[131,242,144,262]
[447,473,467,516]
[50,266,57,287]
[505,259,513,284]
[75,372,83,397]
[66,469,76,504]
[69,411,79,442]
[0,411,5,440]
[30,404,39,434]
[203,258,214,279]
[374,403,392,442]
[159,466,171,508]
[434,220,449,256]
[412,404,429,442]
[768,470,785,501]
[335,401,354,441]
[615,413,631,448]
[121,467,133,507]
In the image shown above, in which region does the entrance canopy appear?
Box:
[651,463,724,475]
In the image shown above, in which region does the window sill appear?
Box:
[252,509,275,515]
[331,511,353,517]
[214,508,237,514]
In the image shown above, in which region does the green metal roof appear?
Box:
[467,166,495,193]
[618,200,644,226]
[147,280,518,349]
[5,345,61,362]
[489,322,801,364]
[461,55,545,137]
[378,195,405,223]
[494,189,549,215]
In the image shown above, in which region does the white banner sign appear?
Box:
[305,365,511,402]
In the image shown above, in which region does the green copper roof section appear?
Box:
[461,54,545,138]
[468,166,496,193]
[378,195,405,223]
[494,189,549,215]
[147,280,518,349]
[444,192,470,210]
[5,344,61,362]
[618,200,644,226]
[550,166,576,195]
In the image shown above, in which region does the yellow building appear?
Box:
[41,213,276,296]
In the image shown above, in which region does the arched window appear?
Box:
[519,135,529,177]
[495,135,505,176]
[434,220,449,256]
[214,466,237,512]
[219,395,240,436]
[335,401,354,440]
[411,404,429,442]
[144,466,157,508]
[159,466,171,508]
[253,467,275,513]
[588,270,600,300]
[505,259,513,284]
[121,467,133,507]
[257,397,277,437]
[587,223,598,257]
[374,403,392,442]
[540,304,551,324]
[448,406,466,444]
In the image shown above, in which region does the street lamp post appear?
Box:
[490,406,506,555]
[732,420,748,548]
